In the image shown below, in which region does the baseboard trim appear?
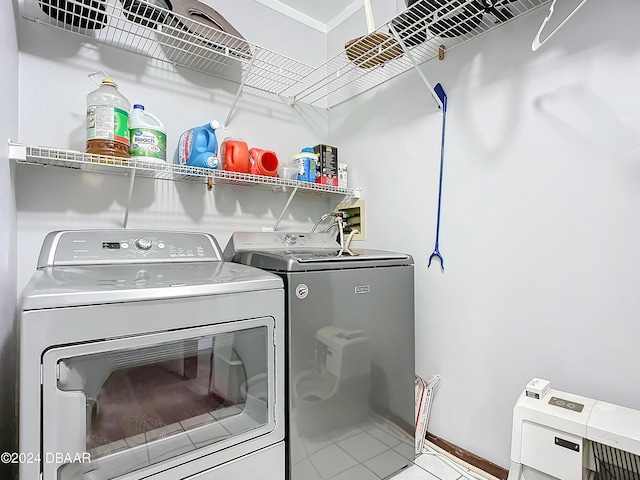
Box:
[426,432,509,480]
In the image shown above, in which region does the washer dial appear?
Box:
[135,237,153,251]
[284,234,299,245]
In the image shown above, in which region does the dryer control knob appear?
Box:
[135,237,153,251]
[284,234,298,245]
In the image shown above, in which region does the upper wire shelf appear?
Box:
[9,143,360,197]
[20,0,549,109]
[284,0,551,108]
[20,0,314,99]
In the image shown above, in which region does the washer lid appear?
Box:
[224,231,341,259]
[21,262,283,310]
[225,231,413,271]
[233,249,413,272]
[290,249,409,263]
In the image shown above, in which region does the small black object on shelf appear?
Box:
[164,0,252,61]
[392,0,516,47]
[120,0,171,29]
[39,0,107,29]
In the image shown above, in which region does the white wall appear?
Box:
[207,0,327,62]
[329,0,640,468]
[15,0,334,292]
[1,1,19,477]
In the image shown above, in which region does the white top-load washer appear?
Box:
[18,230,285,480]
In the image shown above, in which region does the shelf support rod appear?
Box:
[123,168,136,228]
[388,23,444,111]
[224,54,257,128]
[279,97,326,140]
[273,187,299,231]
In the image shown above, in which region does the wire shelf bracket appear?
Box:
[272,186,299,231]
[223,53,257,128]
[123,168,136,228]
[388,22,443,111]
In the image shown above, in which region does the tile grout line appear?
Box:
[412,453,474,480]
[412,461,444,480]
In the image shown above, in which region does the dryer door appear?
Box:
[41,317,277,480]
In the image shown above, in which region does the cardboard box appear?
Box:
[314,144,338,185]
[338,163,348,188]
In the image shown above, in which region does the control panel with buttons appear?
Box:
[38,230,223,267]
[548,396,585,413]
[226,232,340,253]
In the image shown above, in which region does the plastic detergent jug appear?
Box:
[221,138,250,173]
[249,148,279,177]
[177,120,221,169]
[86,78,131,159]
[129,104,167,162]
[290,147,318,183]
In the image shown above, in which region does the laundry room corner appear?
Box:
[328,0,640,468]
[5,0,640,478]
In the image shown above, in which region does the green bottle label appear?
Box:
[130,127,167,161]
[87,106,130,146]
[114,108,130,145]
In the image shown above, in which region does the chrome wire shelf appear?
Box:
[9,144,360,197]
[21,0,549,109]
[21,0,314,98]
[284,0,551,108]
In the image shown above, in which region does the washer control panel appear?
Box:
[38,230,223,267]
[548,396,584,413]
[226,231,340,253]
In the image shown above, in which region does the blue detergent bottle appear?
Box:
[290,147,318,182]
[176,120,221,169]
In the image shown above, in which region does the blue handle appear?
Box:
[205,127,219,155]
[434,83,447,112]
[194,125,218,156]
[429,83,447,271]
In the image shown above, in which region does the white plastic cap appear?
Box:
[210,120,220,130]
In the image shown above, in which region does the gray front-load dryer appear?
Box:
[225,232,415,480]
[19,230,286,480]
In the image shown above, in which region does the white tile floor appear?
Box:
[391,451,479,480]
[290,405,480,480]
[291,415,414,480]
[288,383,493,480]
[291,401,430,479]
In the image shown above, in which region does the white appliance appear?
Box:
[508,380,640,480]
[18,230,285,480]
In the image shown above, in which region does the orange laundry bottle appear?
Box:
[249,148,279,176]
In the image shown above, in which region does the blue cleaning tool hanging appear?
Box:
[428,83,447,271]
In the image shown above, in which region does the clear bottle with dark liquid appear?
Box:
[86,78,131,161]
